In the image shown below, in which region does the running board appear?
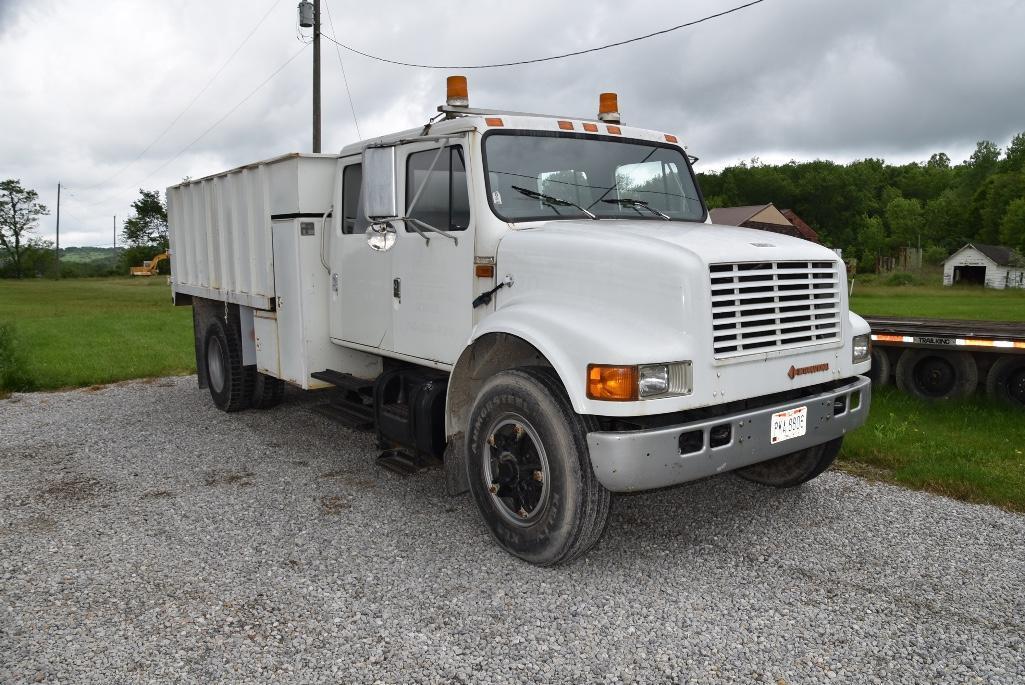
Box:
[310,369,375,430]
[376,449,442,476]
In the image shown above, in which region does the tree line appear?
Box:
[0,182,168,278]
[697,133,1025,271]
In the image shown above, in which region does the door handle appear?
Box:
[393,277,401,302]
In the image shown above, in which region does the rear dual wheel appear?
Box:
[204,316,283,411]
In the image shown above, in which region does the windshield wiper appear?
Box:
[602,198,671,220]
[510,185,597,220]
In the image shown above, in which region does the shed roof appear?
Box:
[945,243,1022,267]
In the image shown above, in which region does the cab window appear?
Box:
[405,146,470,231]
[341,163,365,234]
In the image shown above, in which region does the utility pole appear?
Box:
[312,0,321,153]
[55,182,61,279]
[298,1,321,152]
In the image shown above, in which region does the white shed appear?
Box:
[942,243,1025,289]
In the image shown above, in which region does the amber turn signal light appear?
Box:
[475,264,495,278]
[587,365,638,401]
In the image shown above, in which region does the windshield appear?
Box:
[483,132,706,223]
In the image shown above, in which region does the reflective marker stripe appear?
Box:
[872,334,1025,349]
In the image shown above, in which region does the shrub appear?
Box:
[884,271,918,286]
[0,322,36,393]
[924,245,949,266]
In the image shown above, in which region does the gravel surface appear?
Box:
[1,376,1023,684]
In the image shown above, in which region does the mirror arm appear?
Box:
[403,217,459,246]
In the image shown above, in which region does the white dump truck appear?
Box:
[167,78,872,565]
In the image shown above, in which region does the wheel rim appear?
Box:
[207,336,227,394]
[913,356,956,397]
[1007,368,1025,405]
[482,414,550,527]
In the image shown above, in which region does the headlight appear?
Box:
[638,364,670,397]
[852,334,870,363]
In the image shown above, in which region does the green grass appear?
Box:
[840,386,1025,512]
[850,281,1025,321]
[0,277,194,391]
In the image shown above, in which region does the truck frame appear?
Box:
[168,79,872,565]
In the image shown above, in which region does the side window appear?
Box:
[405,146,470,231]
[341,163,366,234]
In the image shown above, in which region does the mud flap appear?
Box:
[443,433,469,496]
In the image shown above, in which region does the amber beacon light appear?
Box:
[598,92,621,124]
[447,75,469,107]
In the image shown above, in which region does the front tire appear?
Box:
[735,437,843,488]
[466,368,611,566]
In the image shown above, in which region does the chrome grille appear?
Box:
[709,260,841,358]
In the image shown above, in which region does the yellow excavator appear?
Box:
[129,251,169,276]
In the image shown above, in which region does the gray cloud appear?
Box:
[1,0,1023,246]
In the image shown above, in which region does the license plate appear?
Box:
[770,406,807,444]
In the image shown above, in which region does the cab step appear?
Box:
[311,369,375,429]
[376,448,442,476]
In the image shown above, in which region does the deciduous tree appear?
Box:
[0,179,49,279]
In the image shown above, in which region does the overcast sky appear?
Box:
[1,0,1023,247]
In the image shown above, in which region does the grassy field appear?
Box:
[840,387,1025,512]
[0,277,194,392]
[850,279,1025,321]
[1,275,1022,512]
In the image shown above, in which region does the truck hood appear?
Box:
[514,218,836,265]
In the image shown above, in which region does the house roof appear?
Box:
[779,209,821,243]
[708,204,770,227]
[945,243,1021,267]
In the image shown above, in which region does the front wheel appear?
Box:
[735,437,843,488]
[466,368,611,566]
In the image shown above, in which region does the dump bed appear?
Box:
[167,153,338,309]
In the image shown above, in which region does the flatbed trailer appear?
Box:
[865,315,1025,406]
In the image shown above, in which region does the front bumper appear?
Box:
[586,376,871,492]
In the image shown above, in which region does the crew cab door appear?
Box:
[331,159,393,349]
[390,142,474,364]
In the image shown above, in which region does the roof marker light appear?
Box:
[606,125,621,135]
[485,117,504,127]
[583,122,598,132]
[446,75,469,107]
[558,120,574,130]
[665,134,679,143]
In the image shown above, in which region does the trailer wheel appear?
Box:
[735,437,843,488]
[204,320,252,412]
[465,368,611,566]
[985,356,1025,407]
[250,372,285,409]
[895,349,978,401]
[868,347,891,386]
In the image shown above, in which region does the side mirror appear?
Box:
[362,146,397,219]
[366,222,396,252]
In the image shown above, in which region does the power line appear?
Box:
[323,0,362,139]
[135,44,311,186]
[78,0,284,192]
[319,0,766,69]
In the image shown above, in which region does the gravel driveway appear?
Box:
[1,376,1022,684]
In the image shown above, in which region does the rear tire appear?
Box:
[204,318,253,412]
[465,368,611,566]
[250,372,285,409]
[985,356,1025,407]
[735,437,843,488]
[895,349,977,401]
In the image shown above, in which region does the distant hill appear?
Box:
[60,247,121,264]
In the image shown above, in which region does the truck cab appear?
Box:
[168,79,872,565]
